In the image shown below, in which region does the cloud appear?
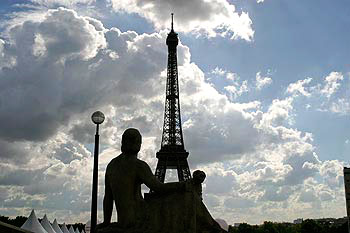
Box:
[321,72,343,98]
[224,80,249,99]
[180,77,261,163]
[260,98,294,126]
[0,7,174,142]
[224,196,255,209]
[261,185,292,202]
[0,140,34,164]
[0,8,108,142]
[319,160,344,188]
[30,0,96,7]
[109,0,254,41]
[0,39,16,69]
[284,72,349,115]
[204,171,237,194]
[330,98,350,115]
[286,78,312,97]
[16,1,255,41]
[298,188,317,203]
[210,67,227,76]
[208,67,251,100]
[255,72,272,90]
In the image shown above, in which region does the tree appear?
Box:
[300,219,321,233]
[0,215,10,224]
[237,223,256,233]
[260,221,278,233]
[0,215,28,227]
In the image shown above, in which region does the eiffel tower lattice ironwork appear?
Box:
[154,14,191,182]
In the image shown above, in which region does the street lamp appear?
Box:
[90,111,105,233]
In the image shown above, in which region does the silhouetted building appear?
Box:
[154,14,191,182]
[293,218,303,224]
[314,217,348,227]
[344,167,350,233]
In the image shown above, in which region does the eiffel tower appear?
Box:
[154,14,191,182]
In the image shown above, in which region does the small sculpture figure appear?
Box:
[192,170,206,199]
[97,128,226,233]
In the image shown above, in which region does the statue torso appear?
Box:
[106,154,146,228]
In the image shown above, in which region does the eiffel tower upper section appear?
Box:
[159,13,186,152]
[155,14,191,182]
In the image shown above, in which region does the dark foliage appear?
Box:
[0,215,28,227]
[228,219,348,233]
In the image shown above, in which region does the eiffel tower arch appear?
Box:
[154,14,191,182]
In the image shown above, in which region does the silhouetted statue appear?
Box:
[96,128,226,233]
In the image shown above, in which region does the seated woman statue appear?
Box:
[96,128,226,233]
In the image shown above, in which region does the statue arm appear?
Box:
[139,161,185,193]
[103,173,113,224]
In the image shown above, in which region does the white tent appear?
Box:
[60,223,70,233]
[52,219,63,233]
[84,220,90,233]
[21,210,48,233]
[68,225,75,233]
[41,215,57,233]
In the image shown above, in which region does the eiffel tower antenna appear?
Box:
[171,13,174,31]
[154,14,191,182]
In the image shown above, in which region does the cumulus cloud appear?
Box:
[319,160,344,188]
[30,0,96,7]
[0,8,108,142]
[210,67,227,77]
[285,72,349,116]
[0,7,173,142]
[208,67,251,100]
[109,0,254,41]
[0,39,16,69]
[180,78,261,163]
[330,98,350,115]
[255,72,272,90]
[286,78,312,97]
[321,72,343,98]
[260,98,294,126]
[224,196,255,209]
[224,80,249,99]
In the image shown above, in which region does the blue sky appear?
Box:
[0,0,349,225]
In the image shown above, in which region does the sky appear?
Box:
[0,0,349,226]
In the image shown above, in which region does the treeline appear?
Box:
[0,215,85,232]
[228,219,348,233]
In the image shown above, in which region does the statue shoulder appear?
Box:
[136,158,147,165]
[136,159,150,170]
[106,155,122,171]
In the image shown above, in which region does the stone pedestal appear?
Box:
[97,189,225,233]
[145,191,197,233]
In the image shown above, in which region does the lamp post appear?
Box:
[90,111,105,233]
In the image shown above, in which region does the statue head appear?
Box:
[121,128,142,155]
